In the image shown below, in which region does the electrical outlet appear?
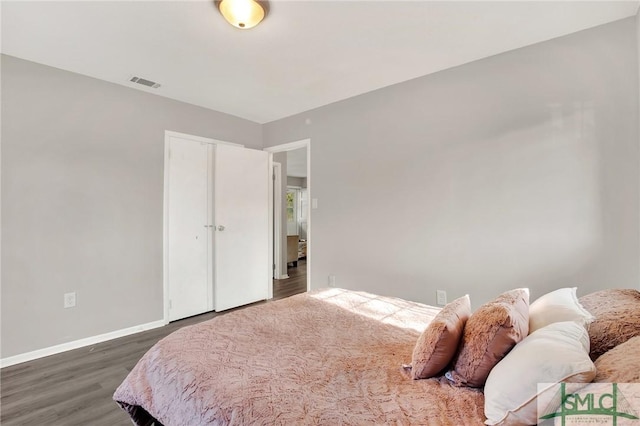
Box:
[64,292,76,309]
[328,275,336,287]
[436,290,447,306]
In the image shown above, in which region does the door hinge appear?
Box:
[272,173,276,181]
[169,300,172,309]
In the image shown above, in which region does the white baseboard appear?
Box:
[0,319,166,369]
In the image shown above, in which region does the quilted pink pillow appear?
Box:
[579,288,640,360]
[411,295,471,379]
[448,288,529,388]
[594,336,640,383]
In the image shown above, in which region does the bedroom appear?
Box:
[2,1,640,424]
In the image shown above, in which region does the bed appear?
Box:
[114,289,485,425]
[114,287,640,426]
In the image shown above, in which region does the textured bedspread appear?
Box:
[114,289,485,425]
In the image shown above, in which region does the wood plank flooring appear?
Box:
[0,262,307,426]
[274,258,308,300]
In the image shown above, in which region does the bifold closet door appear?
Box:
[167,137,213,321]
[214,144,269,311]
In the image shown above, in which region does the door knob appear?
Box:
[217,225,226,231]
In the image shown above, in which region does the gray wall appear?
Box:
[3,17,639,359]
[264,18,640,307]
[1,55,262,358]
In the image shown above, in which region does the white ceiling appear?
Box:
[2,1,639,124]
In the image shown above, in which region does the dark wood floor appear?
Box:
[0,262,307,426]
[274,258,307,300]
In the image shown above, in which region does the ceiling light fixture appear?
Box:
[217,0,267,29]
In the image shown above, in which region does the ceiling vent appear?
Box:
[130,76,161,89]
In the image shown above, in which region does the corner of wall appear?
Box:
[637,8,640,290]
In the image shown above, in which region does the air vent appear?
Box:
[130,76,161,89]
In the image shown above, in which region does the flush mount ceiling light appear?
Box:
[217,0,268,29]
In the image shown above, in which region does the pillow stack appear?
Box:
[409,286,599,426]
[484,287,595,426]
[410,288,529,385]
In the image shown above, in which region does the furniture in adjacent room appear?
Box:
[287,235,299,267]
[298,239,307,260]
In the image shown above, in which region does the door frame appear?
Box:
[272,162,285,280]
[264,138,312,297]
[162,130,243,324]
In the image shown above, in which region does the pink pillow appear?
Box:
[448,288,529,388]
[594,336,640,383]
[411,295,471,379]
[579,288,640,360]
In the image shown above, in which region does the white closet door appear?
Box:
[167,136,212,321]
[214,144,269,311]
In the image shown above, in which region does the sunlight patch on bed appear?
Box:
[310,288,439,333]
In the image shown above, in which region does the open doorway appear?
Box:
[265,139,311,300]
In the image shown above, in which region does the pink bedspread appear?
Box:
[114,289,485,425]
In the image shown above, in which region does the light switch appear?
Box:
[312,198,318,209]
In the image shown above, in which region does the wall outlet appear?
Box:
[436,290,447,306]
[328,275,336,287]
[64,292,76,309]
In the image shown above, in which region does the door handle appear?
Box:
[217,225,226,231]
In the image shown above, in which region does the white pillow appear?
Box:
[528,287,594,333]
[484,321,595,426]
